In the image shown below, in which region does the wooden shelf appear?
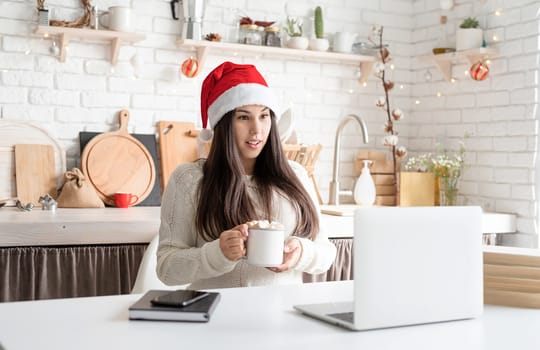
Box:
[418,47,498,81]
[176,39,376,83]
[34,26,145,65]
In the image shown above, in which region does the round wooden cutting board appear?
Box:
[81,109,156,206]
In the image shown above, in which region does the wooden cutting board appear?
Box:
[15,144,57,206]
[79,131,162,206]
[157,121,199,191]
[81,109,156,207]
[0,121,66,206]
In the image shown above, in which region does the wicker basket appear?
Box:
[283,144,323,204]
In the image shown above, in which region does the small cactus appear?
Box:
[460,17,479,29]
[285,16,303,37]
[314,6,324,39]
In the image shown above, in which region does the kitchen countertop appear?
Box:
[0,206,517,247]
[0,207,161,247]
[319,205,517,235]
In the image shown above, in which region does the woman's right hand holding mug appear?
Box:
[219,224,248,261]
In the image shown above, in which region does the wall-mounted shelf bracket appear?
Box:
[34,25,145,64]
[418,47,498,81]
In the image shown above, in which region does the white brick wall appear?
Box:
[412,0,540,247]
[0,0,538,247]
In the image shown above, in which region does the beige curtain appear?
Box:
[0,244,146,302]
[304,238,353,283]
[1,239,352,302]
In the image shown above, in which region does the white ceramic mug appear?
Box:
[246,228,284,267]
[333,32,356,53]
[99,6,134,32]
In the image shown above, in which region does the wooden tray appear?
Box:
[81,110,156,207]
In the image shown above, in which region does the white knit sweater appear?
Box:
[156,159,337,290]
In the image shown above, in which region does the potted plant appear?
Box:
[401,154,437,206]
[308,6,329,51]
[284,16,308,50]
[456,17,483,51]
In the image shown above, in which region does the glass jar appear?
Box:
[438,176,459,206]
[239,24,262,45]
[264,26,281,47]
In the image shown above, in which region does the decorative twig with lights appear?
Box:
[369,25,407,205]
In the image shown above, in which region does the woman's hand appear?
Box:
[219,224,249,261]
[269,238,303,273]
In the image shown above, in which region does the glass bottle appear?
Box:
[433,16,453,54]
[91,6,99,30]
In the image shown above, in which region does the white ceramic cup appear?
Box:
[246,228,284,267]
[333,32,356,53]
[99,6,134,32]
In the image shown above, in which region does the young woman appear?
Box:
[157,61,336,289]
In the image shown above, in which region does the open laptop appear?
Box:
[294,206,483,331]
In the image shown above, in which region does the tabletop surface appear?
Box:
[0,280,539,350]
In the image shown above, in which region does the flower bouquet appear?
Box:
[404,140,466,206]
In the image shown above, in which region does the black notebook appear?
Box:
[129,290,221,322]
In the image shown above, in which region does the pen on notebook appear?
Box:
[181,292,210,307]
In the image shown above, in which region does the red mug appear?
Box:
[114,192,139,208]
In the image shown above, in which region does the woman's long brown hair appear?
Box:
[195,110,319,242]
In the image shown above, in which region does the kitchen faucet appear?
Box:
[328,114,369,205]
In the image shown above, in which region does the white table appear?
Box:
[0,281,539,350]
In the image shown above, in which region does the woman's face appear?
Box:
[232,104,272,174]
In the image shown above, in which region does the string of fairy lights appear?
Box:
[356,0,505,106]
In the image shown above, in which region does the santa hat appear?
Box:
[200,61,280,131]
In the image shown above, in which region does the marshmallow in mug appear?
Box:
[247,220,284,230]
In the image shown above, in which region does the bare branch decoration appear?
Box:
[369,25,407,205]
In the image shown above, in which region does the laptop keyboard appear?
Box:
[328,312,354,323]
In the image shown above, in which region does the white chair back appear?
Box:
[131,235,186,294]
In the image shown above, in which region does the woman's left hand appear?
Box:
[268,238,302,273]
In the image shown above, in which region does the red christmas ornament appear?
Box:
[181,57,200,78]
[469,61,489,81]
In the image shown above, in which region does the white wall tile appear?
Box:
[2,70,53,88]
[81,91,129,107]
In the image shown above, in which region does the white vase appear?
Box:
[455,28,483,51]
[308,38,329,51]
[286,37,309,50]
